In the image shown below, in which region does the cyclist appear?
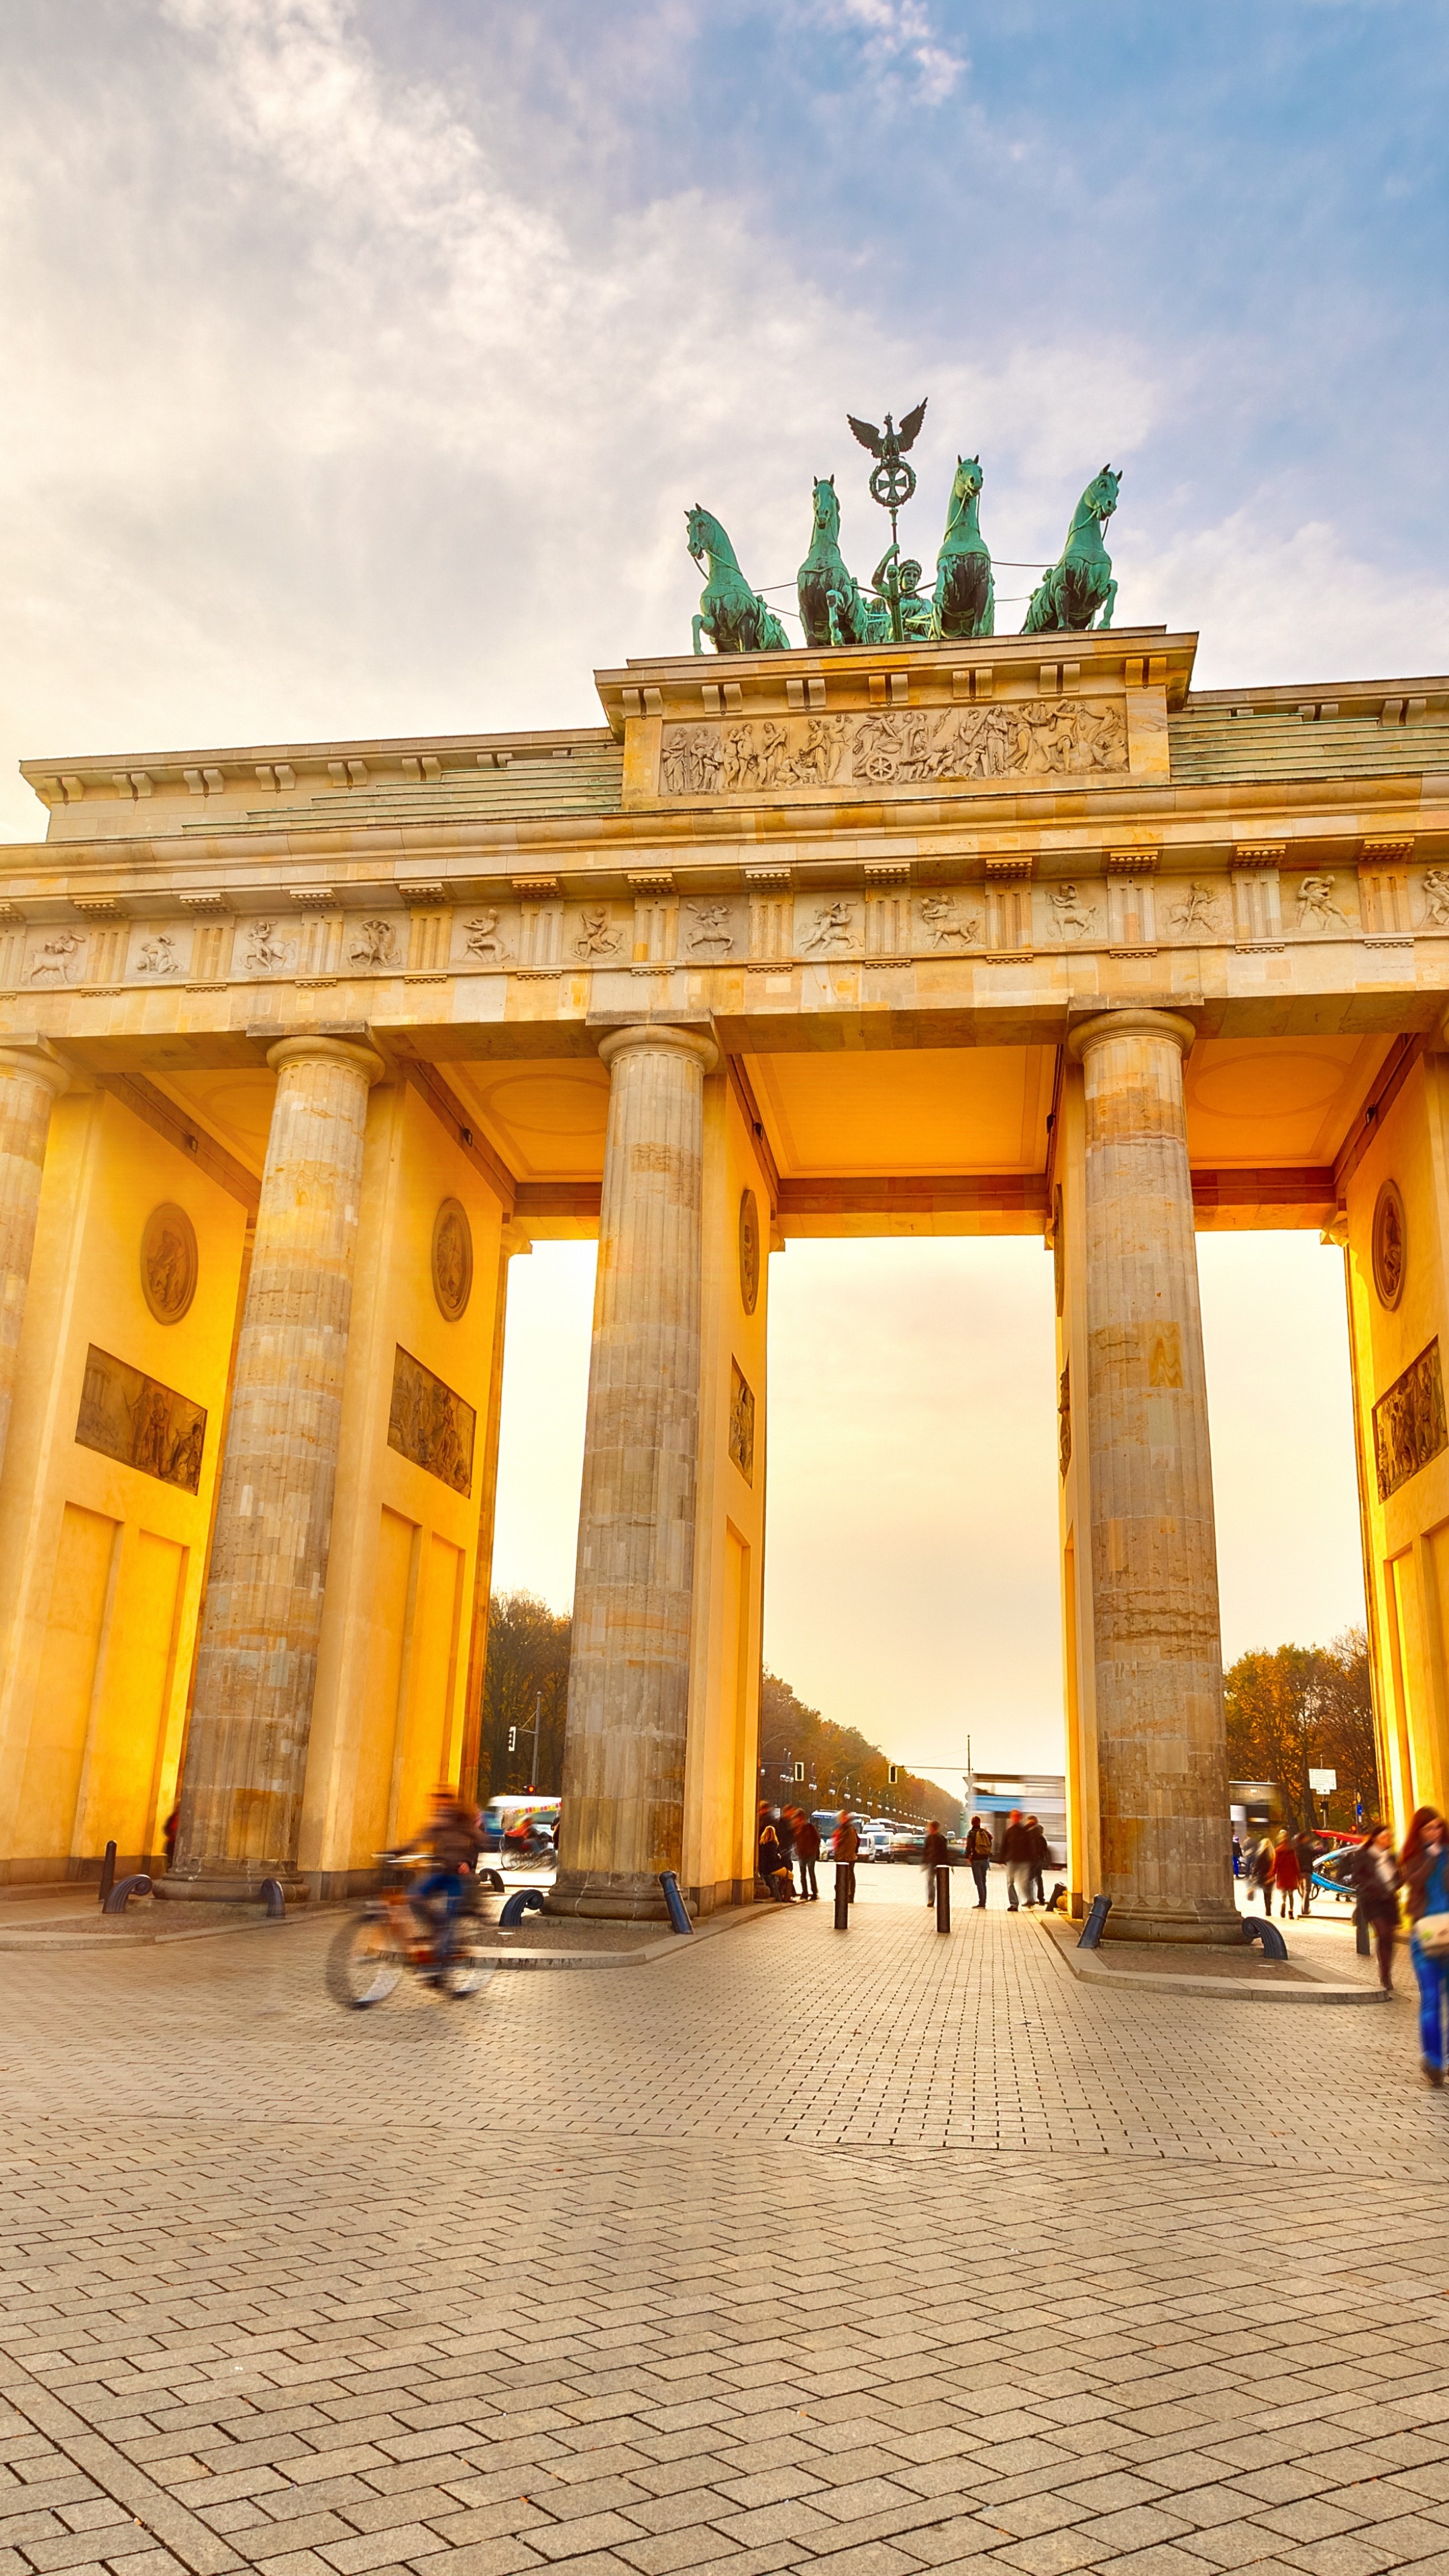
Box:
[412,1786,483,1970]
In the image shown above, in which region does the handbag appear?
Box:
[1415,1913,1449,1953]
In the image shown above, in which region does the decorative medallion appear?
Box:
[1372,1179,1407,1311]
[431,1197,473,1321]
[739,1188,760,1316]
[140,1203,198,1325]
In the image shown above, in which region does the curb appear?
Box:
[1029,1907,1388,2003]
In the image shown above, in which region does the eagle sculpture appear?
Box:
[846,398,928,459]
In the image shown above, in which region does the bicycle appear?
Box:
[325,1851,494,2008]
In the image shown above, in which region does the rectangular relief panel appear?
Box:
[16,1505,119,1861]
[387,1347,476,1495]
[75,1346,207,1493]
[1373,1338,1448,1500]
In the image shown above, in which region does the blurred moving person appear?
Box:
[922,1819,951,1907]
[1401,1806,1449,2084]
[794,1809,820,1901]
[1001,1810,1032,1913]
[1346,1823,1401,1993]
[965,1815,992,1909]
[1271,1831,1301,1920]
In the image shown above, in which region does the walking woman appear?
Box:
[1347,1825,1401,1994]
[1401,1806,1449,2084]
[1271,1831,1302,1921]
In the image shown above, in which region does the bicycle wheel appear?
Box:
[441,1931,494,1999]
[326,1912,405,2008]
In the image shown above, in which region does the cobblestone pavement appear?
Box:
[3,1873,1449,2576]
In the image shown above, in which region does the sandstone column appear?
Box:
[164,1035,383,1900]
[1068,1009,1237,1943]
[549,1024,717,1921]
[0,1043,68,1482]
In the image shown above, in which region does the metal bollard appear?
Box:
[833,1868,850,1931]
[97,1840,117,1907]
[935,1865,951,1933]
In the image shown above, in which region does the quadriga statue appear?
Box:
[1022,466,1121,633]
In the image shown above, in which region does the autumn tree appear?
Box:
[1224,1627,1379,1833]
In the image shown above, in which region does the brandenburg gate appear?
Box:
[2,622,1448,1935]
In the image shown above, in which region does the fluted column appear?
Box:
[0,1044,68,1482]
[164,1035,383,1900]
[1069,1010,1236,1943]
[549,1024,717,1921]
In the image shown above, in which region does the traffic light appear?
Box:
[507,1727,517,1752]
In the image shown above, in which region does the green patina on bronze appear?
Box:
[687,506,791,655]
[1023,466,1122,634]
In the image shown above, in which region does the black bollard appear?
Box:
[833,1869,850,1931]
[97,1840,117,1907]
[935,1865,951,1933]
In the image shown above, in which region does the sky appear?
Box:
[4,0,1438,1770]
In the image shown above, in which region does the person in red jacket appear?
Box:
[1271,1831,1302,1919]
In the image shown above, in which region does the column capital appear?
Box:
[1067,1007,1198,1065]
[266,1033,384,1085]
[0,1038,69,1099]
[596,1022,719,1077]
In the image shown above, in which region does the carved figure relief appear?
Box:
[141,1203,198,1324]
[431,1198,473,1322]
[1373,1338,1447,1501]
[1373,1179,1406,1311]
[686,901,734,957]
[136,932,182,977]
[801,898,857,954]
[464,910,508,961]
[574,905,623,960]
[729,1360,755,1485]
[388,1345,476,1495]
[28,932,84,983]
[246,920,292,972]
[918,894,981,947]
[659,698,1126,800]
[739,1189,760,1316]
[350,918,400,969]
[76,1344,207,1493]
[1297,873,1348,931]
[1047,883,1098,941]
[1171,883,1220,935]
[1422,870,1449,927]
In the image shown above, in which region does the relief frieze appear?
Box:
[659,697,1128,799]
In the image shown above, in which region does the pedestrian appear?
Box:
[774,1805,797,1897]
[965,1814,992,1909]
[1400,1806,1449,2084]
[1346,1823,1401,1993]
[832,1809,859,1905]
[1001,1809,1032,1913]
[794,1809,820,1902]
[922,1818,951,1908]
[757,1803,792,1902]
[1249,1835,1274,1911]
[1293,1825,1318,1916]
[1271,1831,1301,1919]
[1025,1814,1050,1909]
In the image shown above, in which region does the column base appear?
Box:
[154,1870,310,1905]
[1104,1902,1244,1947]
[545,1868,687,1923]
